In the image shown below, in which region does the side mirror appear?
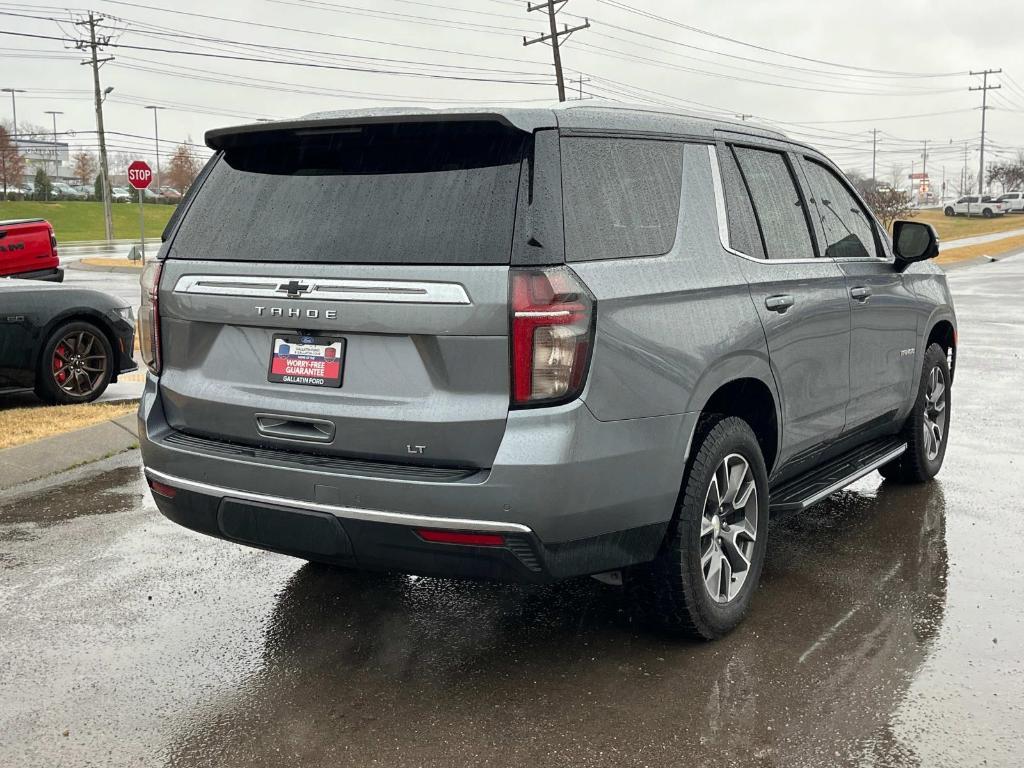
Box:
[893,220,939,272]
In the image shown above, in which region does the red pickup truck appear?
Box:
[0,218,63,281]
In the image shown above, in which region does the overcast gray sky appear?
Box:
[4,0,1023,188]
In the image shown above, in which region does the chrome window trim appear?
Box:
[173,274,472,305]
[144,467,534,534]
[708,145,886,267]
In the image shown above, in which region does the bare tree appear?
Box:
[0,125,26,197]
[846,166,914,231]
[72,151,98,186]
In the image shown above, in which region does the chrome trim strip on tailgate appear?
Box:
[173,275,471,305]
[144,467,533,533]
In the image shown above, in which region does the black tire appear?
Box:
[879,343,951,484]
[943,207,954,217]
[982,207,993,218]
[35,320,114,405]
[627,416,770,640]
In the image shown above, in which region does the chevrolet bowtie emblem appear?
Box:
[276,280,312,298]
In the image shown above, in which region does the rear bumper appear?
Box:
[6,266,63,282]
[139,375,695,582]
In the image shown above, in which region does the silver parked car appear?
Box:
[138,105,957,638]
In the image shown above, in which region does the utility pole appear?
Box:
[75,12,114,241]
[145,105,165,189]
[1,88,25,136]
[969,68,1001,197]
[44,110,62,183]
[922,139,928,201]
[871,128,878,182]
[523,1,590,102]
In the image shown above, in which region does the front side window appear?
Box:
[732,146,816,260]
[561,137,683,262]
[801,159,878,260]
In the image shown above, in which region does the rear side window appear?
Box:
[168,121,527,265]
[800,159,878,260]
[717,145,765,259]
[561,137,683,262]
[733,146,816,261]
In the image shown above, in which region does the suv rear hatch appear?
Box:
[157,119,539,469]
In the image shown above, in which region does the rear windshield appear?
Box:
[168,122,527,265]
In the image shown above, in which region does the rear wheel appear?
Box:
[35,321,113,405]
[943,207,954,217]
[983,207,994,218]
[627,416,769,639]
[879,343,951,483]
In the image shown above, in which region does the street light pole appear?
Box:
[144,105,165,189]
[44,110,63,185]
[1,88,25,136]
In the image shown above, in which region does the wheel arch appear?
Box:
[685,354,781,476]
[925,316,957,383]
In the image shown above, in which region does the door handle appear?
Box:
[850,286,872,302]
[765,294,795,313]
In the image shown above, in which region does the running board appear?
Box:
[769,438,907,513]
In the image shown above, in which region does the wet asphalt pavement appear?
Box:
[2,255,1024,767]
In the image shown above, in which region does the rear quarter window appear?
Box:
[560,137,683,262]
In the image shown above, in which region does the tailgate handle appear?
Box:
[255,413,335,443]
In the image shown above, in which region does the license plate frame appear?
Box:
[267,334,346,389]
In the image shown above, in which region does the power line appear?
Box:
[0,28,553,85]
[592,0,967,78]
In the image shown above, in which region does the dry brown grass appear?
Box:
[80,257,144,269]
[0,401,137,450]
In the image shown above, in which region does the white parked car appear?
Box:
[111,186,131,203]
[944,195,1005,218]
[996,192,1024,213]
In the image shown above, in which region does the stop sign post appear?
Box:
[128,160,152,261]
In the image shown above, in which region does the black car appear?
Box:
[0,280,137,404]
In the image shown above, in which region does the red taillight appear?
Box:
[510,267,594,407]
[139,260,162,375]
[147,478,177,499]
[49,228,58,259]
[416,529,506,546]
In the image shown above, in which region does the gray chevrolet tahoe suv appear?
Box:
[138,104,956,639]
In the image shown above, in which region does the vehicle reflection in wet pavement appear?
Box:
[0,462,975,767]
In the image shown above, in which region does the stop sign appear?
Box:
[127,160,153,190]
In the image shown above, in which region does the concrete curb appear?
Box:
[0,412,139,492]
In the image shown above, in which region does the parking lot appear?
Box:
[0,253,1021,767]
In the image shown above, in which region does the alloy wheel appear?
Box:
[700,453,759,603]
[923,365,947,461]
[52,330,108,398]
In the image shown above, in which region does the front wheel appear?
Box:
[944,207,955,217]
[627,416,769,639]
[879,343,951,483]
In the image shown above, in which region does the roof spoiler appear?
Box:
[205,109,555,150]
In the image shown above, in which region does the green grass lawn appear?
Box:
[0,200,176,242]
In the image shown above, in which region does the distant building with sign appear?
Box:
[13,138,70,184]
